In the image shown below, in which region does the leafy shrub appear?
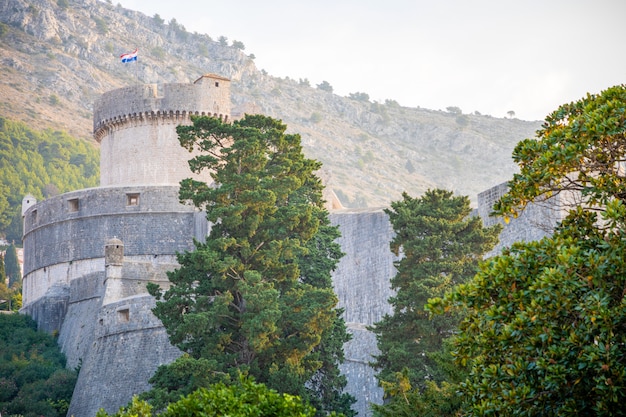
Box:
[310,112,323,123]
[100,377,324,417]
[0,314,77,417]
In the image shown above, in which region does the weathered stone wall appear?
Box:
[93,76,231,132]
[56,272,105,370]
[341,324,384,415]
[98,116,217,187]
[330,209,396,324]
[67,295,181,417]
[330,208,397,417]
[21,186,206,305]
[21,259,101,312]
[20,284,69,334]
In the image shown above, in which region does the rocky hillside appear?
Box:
[0,0,540,207]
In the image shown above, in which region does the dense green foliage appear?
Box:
[0,254,5,285]
[1,247,21,311]
[147,115,354,416]
[371,339,466,417]
[0,117,99,241]
[494,84,626,219]
[431,205,626,416]
[370,190,500,415]
[0,313,77,417]
[0,254,11,311]
[100,376,329,417]
[0,278,21,312]
[429,86,626,416]
[316,81,333,93]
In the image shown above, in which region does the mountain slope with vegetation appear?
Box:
[0,0,540,210]
[0,117,99,240]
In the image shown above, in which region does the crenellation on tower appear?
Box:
[93,74,231,134]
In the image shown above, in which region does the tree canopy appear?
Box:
[4,244,20,288]
[147,114,353,416]
[1,245,22,311]
[0,313,77,417]
[316,81,333,93]
[99,376,329,417]
[494,84,626,220]
[430,205,626,416]
[429,85,626,416]
[369,190,500,415]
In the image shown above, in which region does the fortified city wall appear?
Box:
[20,75,561,417]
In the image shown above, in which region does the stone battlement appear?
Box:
[93,74,231,141]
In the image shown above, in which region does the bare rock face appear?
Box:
[0,0,538,207]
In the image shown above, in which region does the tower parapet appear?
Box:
[94,74,231,187]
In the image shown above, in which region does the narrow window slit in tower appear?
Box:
[118,308,130,323]
[126,193,140,206]
[68,198,79,212]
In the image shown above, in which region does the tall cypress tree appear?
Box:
[0,254,9,311]
[370,190,500,390]
[0,254,6,285]
[4,244,20,288]
[147,115,354,416]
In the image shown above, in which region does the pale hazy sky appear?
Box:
[119,0,625,121]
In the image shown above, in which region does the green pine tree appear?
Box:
[0,253,6,285]
[147,115,354,416]
[370,190,500,412]
[0,254,9,311]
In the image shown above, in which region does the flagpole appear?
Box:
[135,48,139,84]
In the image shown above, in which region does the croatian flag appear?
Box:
[120,49,138,63]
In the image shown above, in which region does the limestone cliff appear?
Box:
[0,0,540,207]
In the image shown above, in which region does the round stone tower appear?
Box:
[93,74,231,187]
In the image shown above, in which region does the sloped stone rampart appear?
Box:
[20,284,69,334]
[52,272,105,371]
[67,295,181,417]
